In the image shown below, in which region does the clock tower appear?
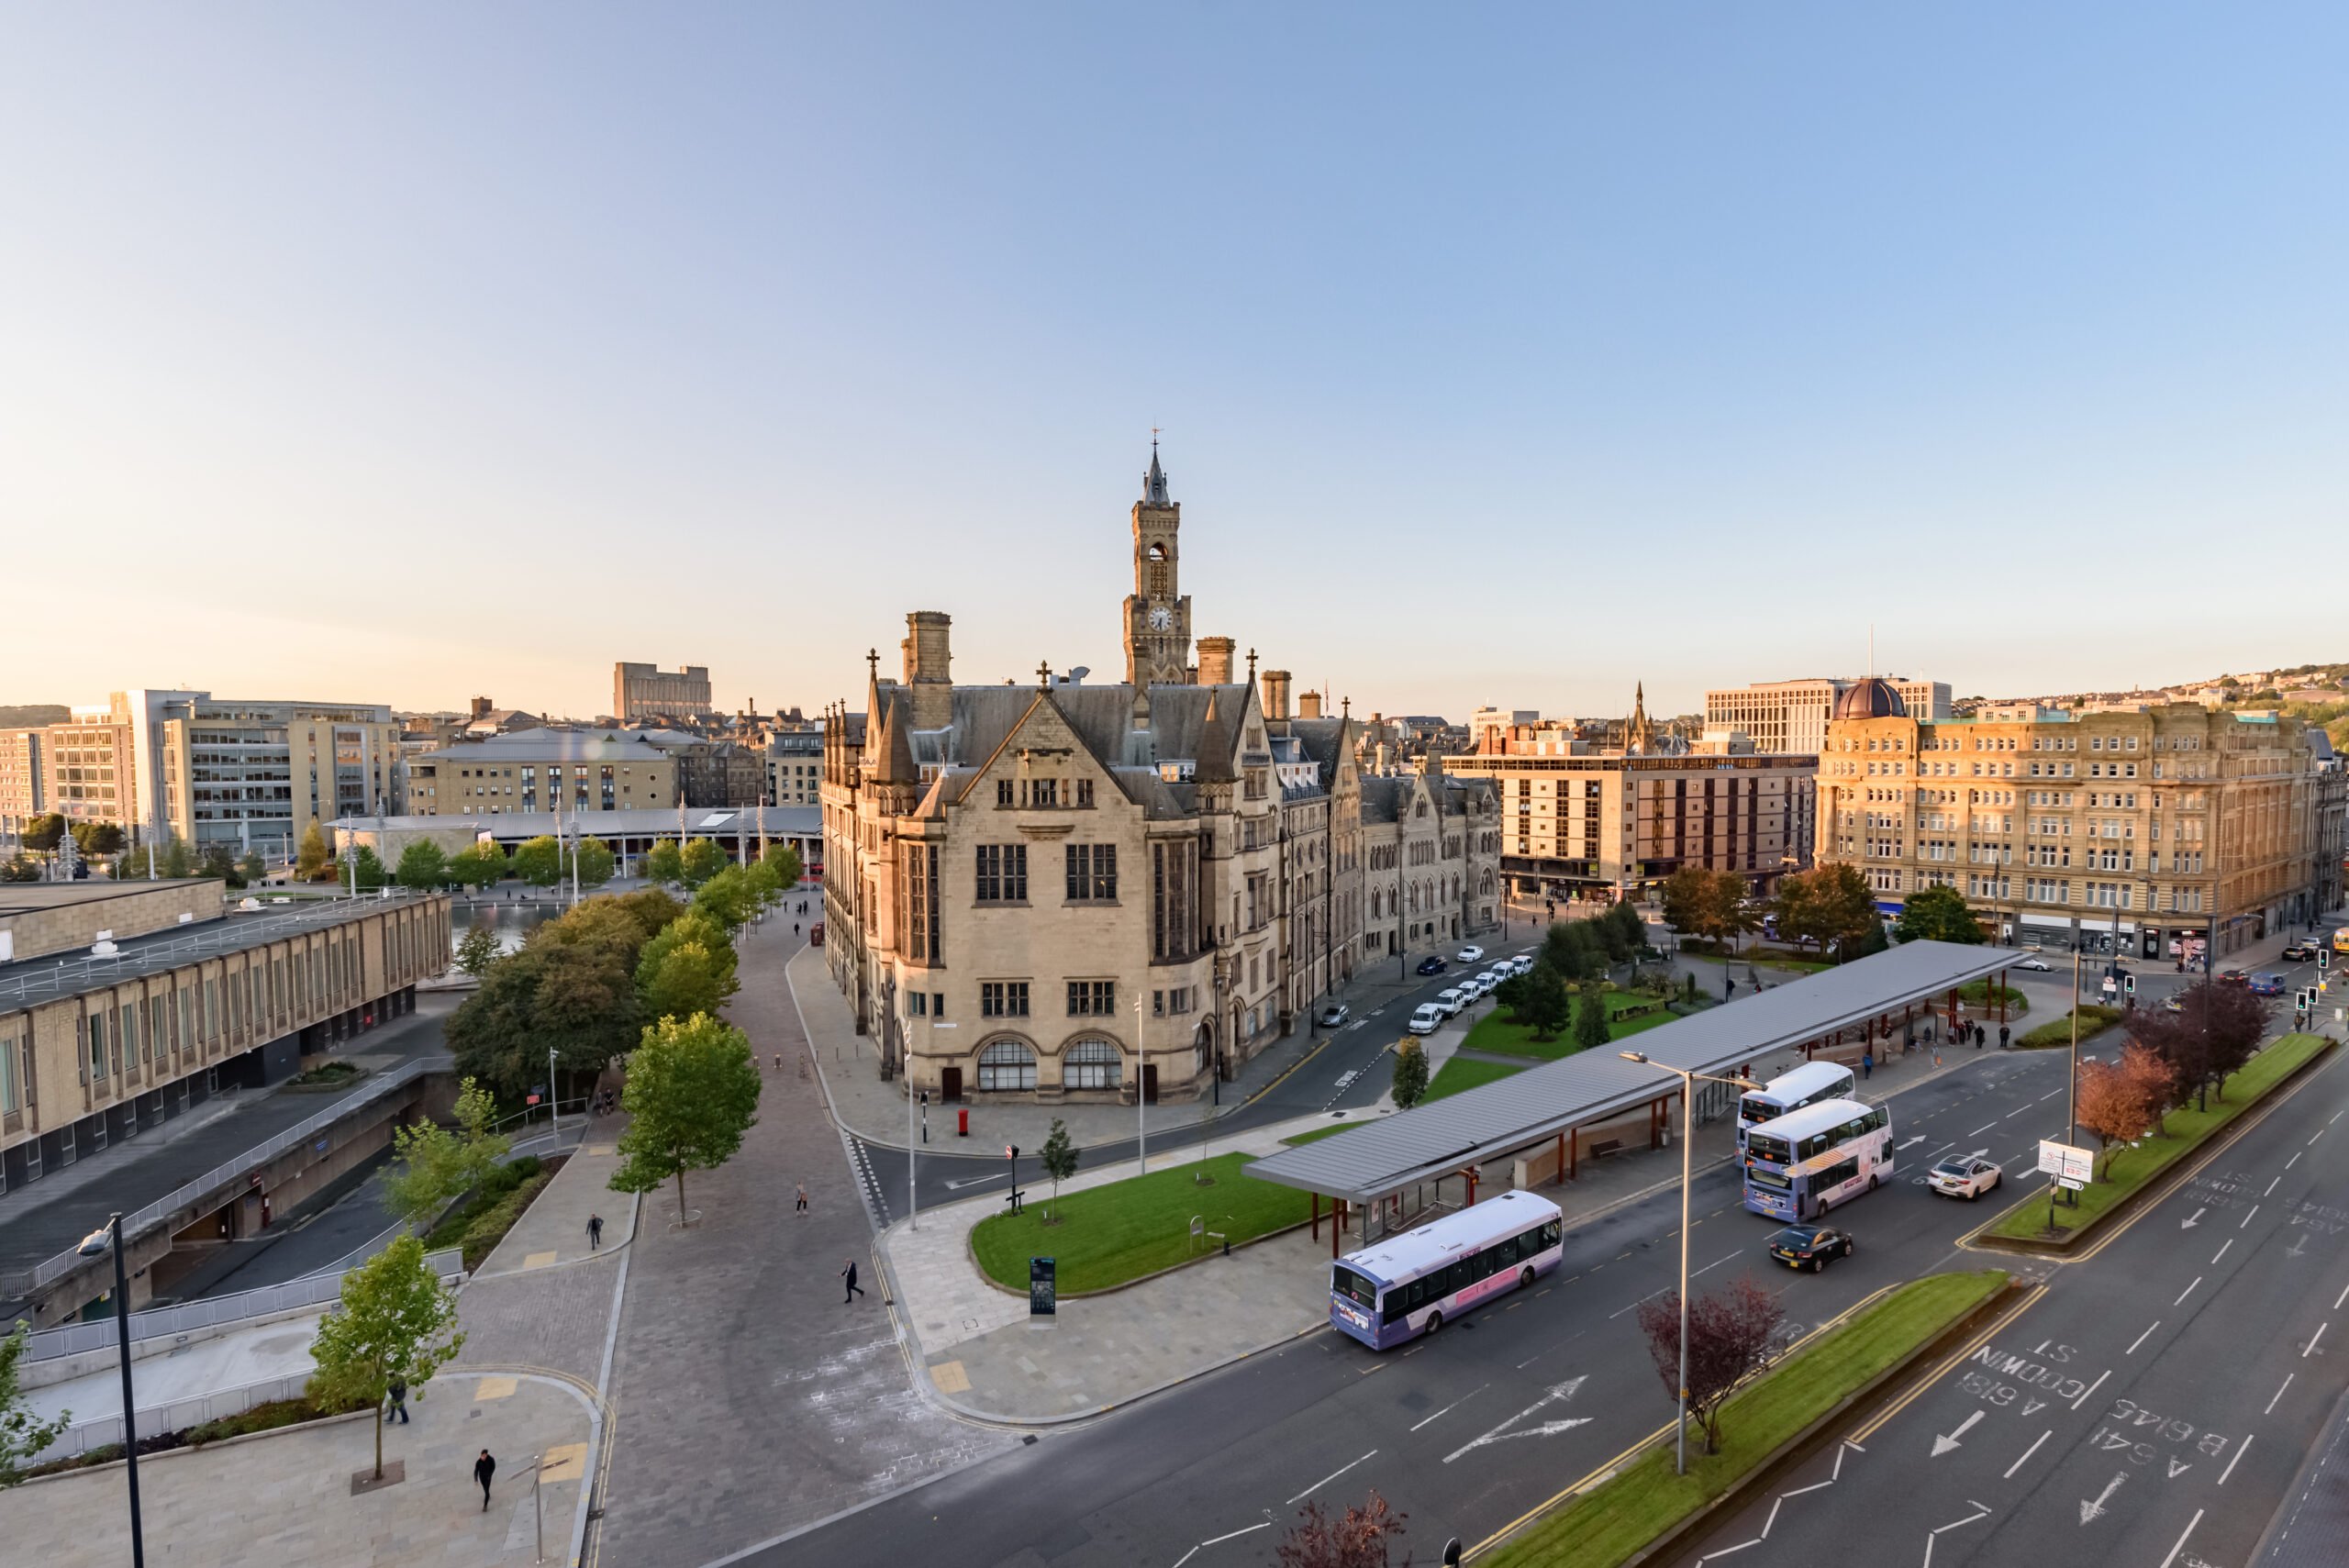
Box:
[1123,441,1193,685]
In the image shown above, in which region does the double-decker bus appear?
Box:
[1329,1191,1564,1350]
[1742,1097,1894,1222]
[1737,1062,1855,1150]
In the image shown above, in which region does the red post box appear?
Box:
[958,1107,969,1137]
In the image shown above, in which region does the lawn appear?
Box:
[1421,1055,1527,1103]
[1282,1119,1369,1148]
[1987,1032,2331,1241]
[1485,1270,2010,1568]
[2014,1004,2121,1049]
[1466,995,1675,1062]
[1954,980,2029,1015]
[969,1151,1309,1294]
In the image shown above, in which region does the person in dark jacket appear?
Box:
[841,1258,864,1304]
[384,1377,409,1424]
[475,1450,496,1510]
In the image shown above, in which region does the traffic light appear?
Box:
[2321,948,2332,973]
[2124,973,2135,996]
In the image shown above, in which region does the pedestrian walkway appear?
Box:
[0,1372,595,1567]
[468,1139,634,1279]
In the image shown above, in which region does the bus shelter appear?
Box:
[1245,940,2019,1255]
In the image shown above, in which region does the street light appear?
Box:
[1620,1051,1752,1477]
[77,1214,146,1568]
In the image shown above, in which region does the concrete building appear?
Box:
[404,729,677,817]
[613,662,713,723]
[1815,679,2343,959]
[770,727,821,806]
[633,732,768,807]
[1450,689,1816,901]
[0,731,43,844]
[1706,677,1952,755]
[331,804,820,881]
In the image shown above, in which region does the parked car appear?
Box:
[1508,954,1535,975]
[1928,1157,2003,1200]
[1456,945,1486,963]
[2281,942,2317,962]
[2219,969,2249,985]
[1317,1004,1350,1028]
[1417,956,1449,976]
[1436,987,1467,1018]
[2250,973,2286,995]
[2013,956,2053,972]
[1408,1003,1444,1035]
[1767,1224,1855,1273]
[1475,970,1506,992]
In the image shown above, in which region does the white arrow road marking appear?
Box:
[2005,1429,2053,1479]
[1921,1503,1993,1568]
[2287,1232,2309,1260]
[2181,1207,2206,1229]
[1898,1136,1927,1150]
[2081,1471,2128,1524]
[2022,1398,2048,1418]
[1444,1378,1589,1462]
[1932,1410,1986,1456]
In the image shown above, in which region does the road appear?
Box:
[757,1016,2099,1566]
[1684,1037,2345,1568]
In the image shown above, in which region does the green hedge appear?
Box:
[421,1153,550,1269]
[2015,1004,2121,1049]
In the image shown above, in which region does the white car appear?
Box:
[1476,970,1506,991]
[1408,1003,1444,1035]
[1456,945,1485,964]
[1927,1157,2003,1200]
[1509,954,1535,975]
[1436,986,1467,1018]
[2013,957,2053,973]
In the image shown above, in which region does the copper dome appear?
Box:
[1833,679,1907,721]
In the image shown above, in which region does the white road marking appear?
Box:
[2335,1282,2349,1312]
[2126,1321,2160,1356]
[1832,1440,1859,1481]
[1171,1520,1273,1566]
[2220,1433,2252,1485]
[2040,1089,2065,1101]
[1898,1136,1927,1151]
[1286,1450,1378,1506]
[2005,1429,2053,1479]
[1609,1287,1673,1320]
[1932,1410,1985,1456]
[2242,1205,2261,1228]
[2211,1240,2232,1265]
[2288,1152,2302,1170]
[1968,1122,1998,1137]
[2181,1207,2206,1229]
[1444,1379,1589,1462]
[1930,1142,1955,1157]
[1408,1385,1487,1431]
[2266,1373,2294,1414]
[2266,1177,2281,1195]
[2072,1369,2111,1411]
[2079,1471,2127,1525]
[1699,1540,1761,1562]
[2156,1507,2205,1568]
[2312,1129,2325,1145]
[2303,1322,2328,1359]
[1923,1504,1992,1567]
[1780,1480,1832,1498]
[2005,1106,2031,1118]
[1690,1250,1742,1281]
[2174,1276,2203,1307]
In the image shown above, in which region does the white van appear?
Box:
[1436,987,1467,1018]
[1408,1003,1444,1035]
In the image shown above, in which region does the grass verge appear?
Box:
[1987,1032,2330,1241]
[1485,1270,2010,1568]
[2013,1004,2121,1048]
[1282,1120,1369,1148]
[1422,1056,1526,1103]
[970,1151,1308,1294]
[1954,981,2029,1015]
[1465,998,1674,1062]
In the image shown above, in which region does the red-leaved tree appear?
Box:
[2075,1046,2172,1175]
[2129,981,2272,1111]
[1275,1491,1408,1568]
[1635,1275,1786,1454]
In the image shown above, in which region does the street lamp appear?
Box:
[77,1214,147,1568]
[1620,1051,1752,1476]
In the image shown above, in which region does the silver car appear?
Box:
[1927,1157,2002,1200]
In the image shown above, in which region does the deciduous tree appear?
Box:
[1038,1117,1079,1218]
[306,1236,466,1481]
[447,843,507,889]
[18,815,62,854]
[608,1012,762,1225]
[1573,987,1612,1053]
[679,837,728,889]
[513,835,564,889]
[295,823,331,880]
[347,846,389,891]
[1390,1039,1431,1109]
[1660,868,1715,944]
[2075,1046,2165,1176]
[1274,1490,1408,1568]
[1515,962,1573,1041]
[395,840,450,890]
[452,923,503,977]
[1894,884,1986,945]
[2132,980,2271,1110]
[236,850,266,886]
[573,836,616,888]
[1635,1274,1785,1454]
[763,842,804,887]
[643,840,685,888]
[381,1077,511,1230]
[0,1321,71,1486]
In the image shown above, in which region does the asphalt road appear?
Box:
[759,1023,2094,1567]
[1684,1037,2347,1568]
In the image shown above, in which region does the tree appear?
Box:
[448,842,507,889]
[2131,981,2270,1111]
[1635,1274,1785,1454]
[236,850,266,886]
[1852,915,1891,959]
[692,864,757,930]
[638,910,739,1006]
[1704,872,1761,954]
[199,843,239,886]
[381,1077,510,1229]
[643,840,685,888]
[1541,920,1601,984]
[573,836,616,888]
[348,846,389,891]
[1660,868,1715,944]
[2075,1047,2166,1176]
[639,938,731,1024]
[306,1235,466,1481]
[453,923,504,977]
[608,1012,762,1225]
[0,1321,71,1486]
[1773,864,1876,957]
[1515,962,1572,1041]
[71,821,125,857]
[1275,1490,1408,1568]
[1037,1117,1079,1217]
[513,835,564,889]
[1573,987,1611,1053]
[679,837,728,889]
[1894,884,1986,945]
[1390,1040,1431,1109]
[0,854,38,884]
[18,814,62,854]
[1598,898,1646,963]
[763,842,804,887]
[742,856,783,913]
[395,840,450,890]
[295,823,331,880]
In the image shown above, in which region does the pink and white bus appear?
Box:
[1329,1191,1564,1351]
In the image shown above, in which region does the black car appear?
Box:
[1767,1224,1854,1273]
[1416,956,1448,975]
[2281,942,2317,962]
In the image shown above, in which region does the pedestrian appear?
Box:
[1976,1022,1987,1049]
[586,1213,604,1251]
[794,922,801,937]
[384,1376,409,1424]
[774,1052,783,1071]
[1860,1051,1873,1081]
[475,1449,496,1510]
[1998,1024,2010,1050]
[796,1183,808,1215]
[841,1257,864,1303]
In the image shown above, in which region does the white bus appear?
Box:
[1737,1062,1856,1149]
[1742,1096,1894,1222]
[1329,1191,1564,1351]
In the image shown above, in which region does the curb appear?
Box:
[1968,1035,2339,1257]
[12,1406,379,1489]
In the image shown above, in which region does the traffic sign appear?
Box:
[2057,1177,2086,1191]
[2039,1140,2094,1184]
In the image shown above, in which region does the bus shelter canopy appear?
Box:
[1245,940,2017,1207]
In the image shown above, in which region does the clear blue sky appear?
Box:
[5,6,2341,721]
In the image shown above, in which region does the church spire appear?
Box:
[1143,438,1170,506]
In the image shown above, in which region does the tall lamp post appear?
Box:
[1619,1051,1752,1475]
[78,1214,146,1568]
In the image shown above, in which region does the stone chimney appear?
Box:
[1197,636,1237,686]
[1298,689,1324,720]
[1262,670,1292,721]
[902,611,953,730]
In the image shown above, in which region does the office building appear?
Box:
[404,729,678,817]
[105,692,404,860]
[614,662,714,723]
[1706,677,1952,755]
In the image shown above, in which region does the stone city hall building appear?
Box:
[1816,679,2345,959]
[820,450,1501,1105]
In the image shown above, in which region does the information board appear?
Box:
[1029,1257,1056,1320]
[2037,1140,2093,1184]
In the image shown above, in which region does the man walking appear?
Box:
[384,1376,409,1424]
[796,1183,808,1216]
[475,1449,496,1510]
[586,1213,604,1251]
[841,1257,864,1304]
[1860,1050,1873,1081]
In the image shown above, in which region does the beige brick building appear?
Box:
[405,730,678,817]
[1815,680,2342,959]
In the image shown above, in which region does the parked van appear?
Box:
[1436,987,1467,1018]
[1408,1003,1444,1035]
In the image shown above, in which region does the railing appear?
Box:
[50,1370,314,1459]
[0,1057,438,1302]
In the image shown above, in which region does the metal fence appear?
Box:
[50,1370,317,1459]
[0,1057,438,1301]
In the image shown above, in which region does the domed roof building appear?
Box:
[1832,677,1908,722]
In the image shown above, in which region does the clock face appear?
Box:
[1148,606,1173,630]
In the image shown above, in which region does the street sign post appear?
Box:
[2038,1140,2094,1183]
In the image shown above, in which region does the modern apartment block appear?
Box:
[106,692,405,858]
[1815,679,2344,959]
[1707,677,1953,755]
[613,662,714,723]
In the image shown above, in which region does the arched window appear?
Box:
[1193,1020,1213,1079]
[1063,1037,1122,1090]
[977,1038,1036,1092]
